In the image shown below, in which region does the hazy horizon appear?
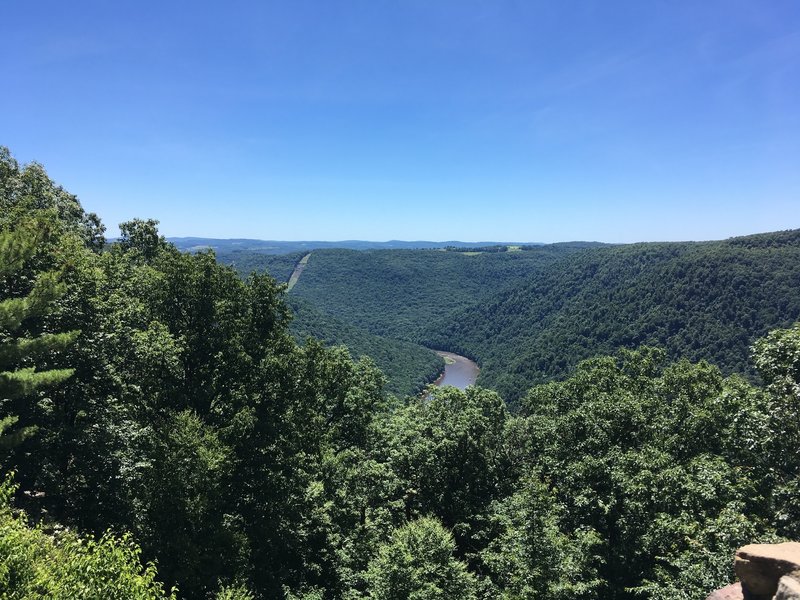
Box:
[165,227,793,246]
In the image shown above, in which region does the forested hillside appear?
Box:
[215,246,594,397]
[215,253,445,397]
[425,234,800,402]
[245,245,592,341]
[227,233,800,406]
[3,148,800,600]
[286,296,444,396]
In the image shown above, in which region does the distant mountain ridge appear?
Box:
[168,237,544,254]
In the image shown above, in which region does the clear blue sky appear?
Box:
[2,1,798,242]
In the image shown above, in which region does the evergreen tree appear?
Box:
[0,220,77,449]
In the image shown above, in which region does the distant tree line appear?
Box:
[443,245,509,253]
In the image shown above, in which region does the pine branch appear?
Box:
[0,330,80,368]
[0,214,72,451]
[0,296,28,332]
[0,414,37,449]
[0,227,38,278]
[0,367,75,400]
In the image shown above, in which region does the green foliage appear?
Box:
[287,296,444,397]
[381,386,509,565]
[0,216,77,449]
[425,234,800,403]
[506,347,784,598]
[193,248,449,396]
[749,323,800,539]
[117,219,166,261]
[2,149,398,598]
[753,321,800,396]
[482,473,603,599]
[0,474,174,599]
[280,247,584,343]
[214,584,255,600]
[139,410,238,597]
[0,147,105,250]
[218,233,800,405]
[228,250,306,283]
[365,516,478,600]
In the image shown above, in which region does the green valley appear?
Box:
[219,234,800,406]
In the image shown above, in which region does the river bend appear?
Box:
[432,351,479,390]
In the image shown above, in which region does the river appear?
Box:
[432,351,480,390]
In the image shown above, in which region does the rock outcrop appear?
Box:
[775,576,800,600]
[707,543,800,600]
[736,543,800,599]
[707,583,744,599]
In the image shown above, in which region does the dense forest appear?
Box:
[227,233,800,405]
[284,296,444,397]
[283,246,593,342]
[427,235,800,402]
[222,245,594,396]
[2,147,800,600]
[204,252,445,397]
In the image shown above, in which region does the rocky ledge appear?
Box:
[707,542,800,600]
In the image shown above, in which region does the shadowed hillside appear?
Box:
[423,230,800,403]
